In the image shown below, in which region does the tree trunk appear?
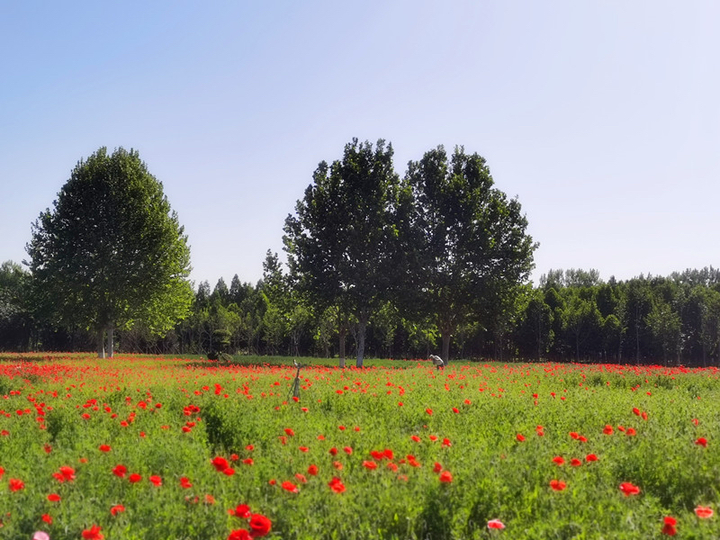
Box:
[338,327,347,368]
[106,325,114,358]
[97,328,105,358]
[441,331,451,365]
[356,315,368,368]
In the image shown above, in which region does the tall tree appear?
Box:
[27,147,193,357]
[284,139,402,367]
[404,146,536,361]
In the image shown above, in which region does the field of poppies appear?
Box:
[0,353,718,539]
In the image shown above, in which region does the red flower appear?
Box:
[603,425,614,435]
[329,447,338,456]
[9,478,24,492]
[233,504,251,518]
[383,449,394,460]
[343,446,353,455]
[249,513,272,537]
[695,506,714,519]
[426,408,433,416]
[433,462,443,473]
[53,466,76,483]
[281,481,298,493]
[129,473,142,483]
[552,456,565,466]
[362,460,378,470]
[112,464,127,478]
[626,428,637,436]
[586,454,598,462]
[223,467,236,476]
[284,428,295,437]
[99,444,111,453]
[662,516,677,536]
[47,493,61,502]
[42,513,53,524]
[516,434,525,442]
[442,438,452,447]
[696,437,708,448]
[411,435,421,443]
[632,407,641,416]
[81,525,104,540]
[298,446,309,453]
[549,479,566,491]
[295,473,307,484]
[619,482,641,496]
[243,458,254,466]
[328,477,345,493]
[212,456,229,472]
[570,458,582,467]
[110,504,125,516]
[0,466,4,478]
[439,470,453,483]
[228,530,251,540]
[487,519,505,529]
[180,477,192,489]
[307,464,319,476]
[149,475,162,486]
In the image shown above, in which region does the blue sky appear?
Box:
[1,1,718,288]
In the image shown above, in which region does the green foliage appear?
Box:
[26,147,193,356]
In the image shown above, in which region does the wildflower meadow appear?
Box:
[0,353,719,539]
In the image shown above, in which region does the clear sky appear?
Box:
[1,1,718,289]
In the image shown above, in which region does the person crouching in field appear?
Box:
[430,355,445,370]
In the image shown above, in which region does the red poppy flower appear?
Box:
[603,425,614,435]
[439,471,453,483]
[487,519,505,530]
[333,461,343,470]
[570,458,582,467]
[329,447,338,456]
[112,465,127,478]
[180,477,192,489]
[433,462,443,473]
[110,504,125,516]
[149,475,162,486]
[549,479,566,491]
[298,446,309,453]
[552,456,565,465]
[212,456,229,472]
[619,482,640,496]
[442,438,452,447]
[425,408,433,416]
[295,473,307,484]
[586,454,598,462]
[0,466,4,478]
[228,530,251,540]
[383,449,394,460]
[662,516,677,536]
[47,493,61,502]
[362,460,378,470]
[284,428,295,437]
[343,446,352,455]
[411,435,421,443]
[516,434,525,442]
[307,464,318,476]
[81,525,104,540]
[281,481,298,493]
[632,407,640,416]
[99,445,111,453]
[626,428,637,436]
[696,437,708,448]
[42,513,53,524]
[233,504,251,518]
[9,478,24,492]
[695,506,714,519]
[243,458,254,466]
[54,466,76,483]
[223,467,236,476]
[328,477,345,493]
[129,473,142,483]
[249,513,272,537]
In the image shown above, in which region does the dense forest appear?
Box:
[2,260,719,366]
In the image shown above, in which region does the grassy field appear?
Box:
[0,353,718,539]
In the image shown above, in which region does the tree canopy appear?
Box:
[26,147,193,357]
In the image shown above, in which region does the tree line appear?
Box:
[2,261,720,366]
[3,141,718,366]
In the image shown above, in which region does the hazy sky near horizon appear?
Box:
[2,1,718,289]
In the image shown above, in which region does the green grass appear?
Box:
[0,354,718,539]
